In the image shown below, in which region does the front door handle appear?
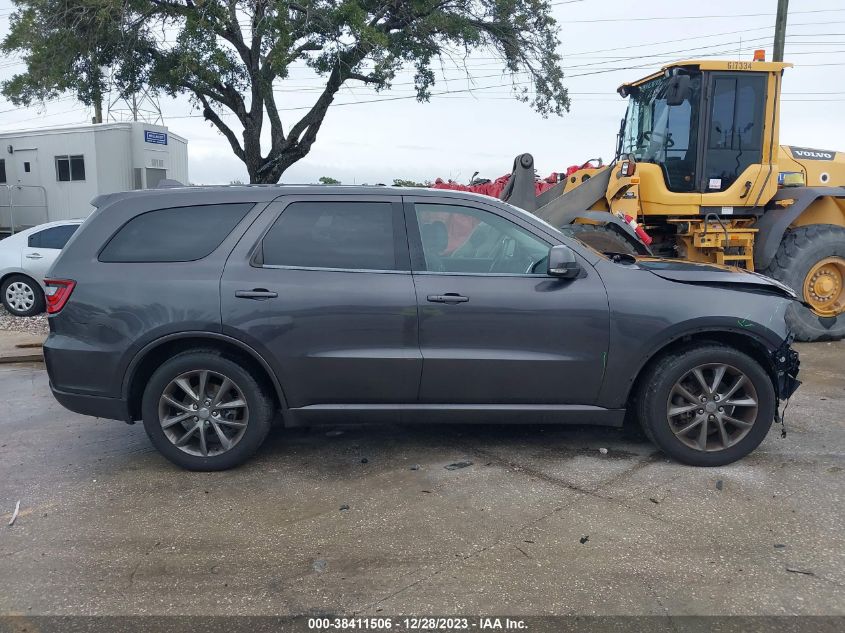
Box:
[235,289,278,300]
[427,293,469,304]
[25,253,43,259]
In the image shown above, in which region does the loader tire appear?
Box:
[565,223,638,255]
[760,224,845,342]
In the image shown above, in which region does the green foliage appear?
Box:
[318,176,342,185]
[393,178,431,188]
[4,1,569,182]
[1,0,134,121]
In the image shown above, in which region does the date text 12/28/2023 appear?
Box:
[307,617,528,630]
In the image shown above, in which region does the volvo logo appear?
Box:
[790,146,835,160]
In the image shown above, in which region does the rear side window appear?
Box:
[262,201,397,270]
[28,224,79,249]
[99,203,253,263]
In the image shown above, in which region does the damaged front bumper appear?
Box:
[773,338,801,400]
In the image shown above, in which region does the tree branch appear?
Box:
[196,92,246,162]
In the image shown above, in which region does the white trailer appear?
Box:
[0,122,188,233]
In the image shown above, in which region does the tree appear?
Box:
[393,178,431,187]
[318,176,341,185]
[2,0,131,123]
[4,1,569,183]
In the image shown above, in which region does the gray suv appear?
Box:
[44,186,801,470]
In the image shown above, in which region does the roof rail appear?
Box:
[156,179,185,188]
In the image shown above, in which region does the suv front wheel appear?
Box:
[636,343,776,466]
[142,351,274,470]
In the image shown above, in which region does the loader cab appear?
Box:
[619,59,786,202]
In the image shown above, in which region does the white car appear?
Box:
[0,220,83,316]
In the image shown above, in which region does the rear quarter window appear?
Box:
[99,203,254,263]
[28,224,79,249]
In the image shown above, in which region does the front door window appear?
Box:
[413,203,549,275]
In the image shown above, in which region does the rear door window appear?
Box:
[99,203,254,262]
[261,201,399,270]
[28,224,79,249]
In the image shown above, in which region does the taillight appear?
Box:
[44,279,76,314]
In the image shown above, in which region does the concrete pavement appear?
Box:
[0,342,842,617]
[0,330,44,364]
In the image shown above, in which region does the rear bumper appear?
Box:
[50,383,131,423]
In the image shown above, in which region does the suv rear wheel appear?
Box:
[141,351,273,470]
[635,343,776,466]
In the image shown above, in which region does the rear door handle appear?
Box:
[427,293,469,304]
[25,253,43,259]
[235,289,278,299]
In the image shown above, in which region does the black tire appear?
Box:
[565,224,639,255]
[141,350,274,471]
[1,274,45,317]
[760,224,845,341]
[635,343,776,467]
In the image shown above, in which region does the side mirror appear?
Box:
[665,75,691,106]
[548,245,581,279]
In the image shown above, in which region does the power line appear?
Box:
[561,8,845,24]
[563,20,845,56]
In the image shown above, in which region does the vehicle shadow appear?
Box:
[253,421,655,477]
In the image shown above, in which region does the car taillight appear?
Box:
[44,279,76,314]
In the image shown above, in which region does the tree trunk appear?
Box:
[93,97,103,124]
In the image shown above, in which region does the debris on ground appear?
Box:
[785,566,815,576]
[716,480,724,491]
[774,544,786,550]
[339,504,350,511]
[599,448,608,455]
[312,559,327,573]
[410,464,421,471]
[325,430,344,437]
[8,500,20,526]
[445,461,473,470]
[421,490,432,494]
[360,458,368,464]
[649,497,660,504]
[579,535,589,544]
[0,307,49,335]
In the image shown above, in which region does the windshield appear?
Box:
[621,73,701,192]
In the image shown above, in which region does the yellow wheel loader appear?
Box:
[470,54,845,341]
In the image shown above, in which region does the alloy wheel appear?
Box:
[157,369,249,457]
[666,363,759,452]
[5,281,35,313]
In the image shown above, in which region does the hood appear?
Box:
[634,258,798,300]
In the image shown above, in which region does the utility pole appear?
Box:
[773,0,789,62]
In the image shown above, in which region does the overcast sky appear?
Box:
[1,0,844,185]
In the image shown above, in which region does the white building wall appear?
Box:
[2,128,101,224]
[95,127,133,196]
[1,122,190,231]
[168,135,190,185]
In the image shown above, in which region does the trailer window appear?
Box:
[55,155,86,182]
